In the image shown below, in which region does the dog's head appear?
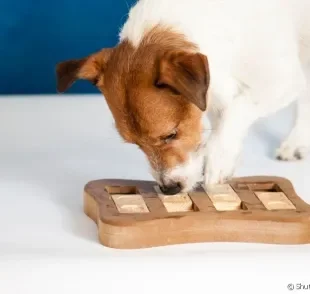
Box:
[56,29,210,194]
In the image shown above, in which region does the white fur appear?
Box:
[120,0,310,188]
[276,66,310,161]
[151,145,205,192]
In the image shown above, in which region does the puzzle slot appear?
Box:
[154,186,195,212]
[204,184,242,211]
[105,185,137,194]
[255,192,296,210]
[235,183,249,191]
[112,194,149,213]
[247,182,280,192]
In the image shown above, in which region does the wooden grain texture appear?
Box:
[255,192,296,210]
[83,177,310,249]
[154,186,193,212]
[112,194,149,213]
[203,184,241,211]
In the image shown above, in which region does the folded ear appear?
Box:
[55,48,113,93]
[156,51,210,111]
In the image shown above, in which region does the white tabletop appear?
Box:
[1,95,309,294]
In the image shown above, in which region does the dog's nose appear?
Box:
[159,182,182,195]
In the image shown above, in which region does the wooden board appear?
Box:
[154,186,193,212]
[203,184,241,211]
[83,176,310,249]
[255,192,296,210]
[111,194,149,213]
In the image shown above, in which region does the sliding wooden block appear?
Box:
[203,184,242,211]
[255,192,295,210]
[83,177,310,249]
[154,186,193,212]
[112,194,149,213]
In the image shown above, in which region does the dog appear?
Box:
[56,0,310,195]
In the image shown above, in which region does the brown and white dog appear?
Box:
[56,0,310,195]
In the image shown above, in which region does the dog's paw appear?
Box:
[276,132,310,161]
[276,144,309,161]
[204,135,240,185]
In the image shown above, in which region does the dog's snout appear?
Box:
[159,182,182,195]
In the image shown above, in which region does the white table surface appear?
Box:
[0,95,309,294]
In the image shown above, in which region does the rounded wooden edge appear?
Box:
[84,178,157,191]
[96,217,310,249]
[229,175,292,185]
[85,191,310,249]
[83,177,310,249]
[84,176,296,198]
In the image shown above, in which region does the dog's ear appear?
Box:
[156,51,210,111]
[55,48,113,93]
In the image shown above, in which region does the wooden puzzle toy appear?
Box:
[83,176,310,249]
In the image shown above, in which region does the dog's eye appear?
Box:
[155,81,180,95]
[91,77,99,86]
[162,130,177,143]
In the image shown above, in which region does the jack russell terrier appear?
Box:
[56,0,310,195]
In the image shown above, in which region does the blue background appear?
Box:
[0,0,136,95]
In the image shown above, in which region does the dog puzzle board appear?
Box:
[83,176,310,249]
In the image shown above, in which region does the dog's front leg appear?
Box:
[204,98,258,185]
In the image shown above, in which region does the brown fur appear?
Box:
[56,26,210,175]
